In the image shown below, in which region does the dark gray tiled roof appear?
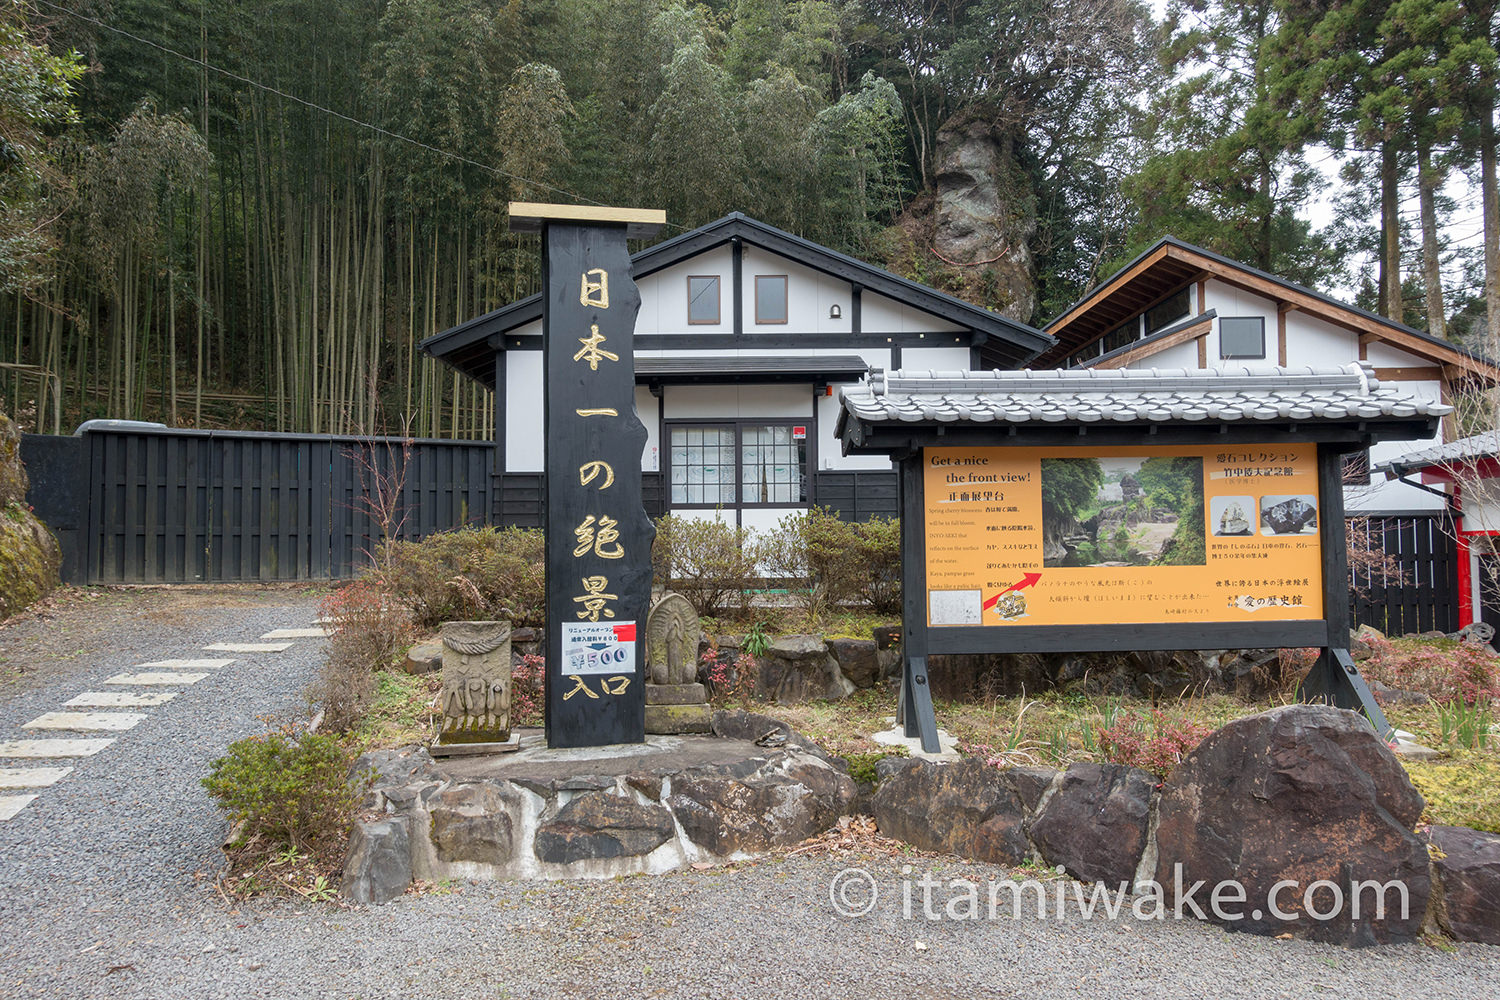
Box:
[840,363,1452,426]
[1376,432,1500,475]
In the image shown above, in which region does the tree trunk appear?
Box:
[1482,97,1500,357]
[1417,140,1446,339]
[1380,140,1403,321]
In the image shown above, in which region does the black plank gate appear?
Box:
[23,427,491,584]
[1348,513,1459,635]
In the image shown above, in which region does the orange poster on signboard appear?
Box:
[922,444,1323,627]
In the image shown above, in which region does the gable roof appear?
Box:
[1038,235,1500,383]
[420,213,1053,389]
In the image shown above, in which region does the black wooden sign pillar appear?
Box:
[509,203,665,748]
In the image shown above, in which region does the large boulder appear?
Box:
[755,635,856,703]
[930,111,1037,321]
[1152,705,1429,945]
[871,758,1035,865]
[667,751,856,855]
[827,637,880,689]
[1029,763,1155,885]
[533,791,675,865]
[427,782,523,866]
[1430,825,1500,945]
[340,817,412,904]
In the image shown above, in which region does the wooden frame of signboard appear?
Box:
[876,423,1413,754]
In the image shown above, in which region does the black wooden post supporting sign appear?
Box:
[509,202,666,748]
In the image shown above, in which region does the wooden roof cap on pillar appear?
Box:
[507,202,667,240]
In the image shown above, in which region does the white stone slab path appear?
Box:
[24,712,147,733]
[0,767,72,788]
[136,658,234,670]
[0,738,114,758]
[260,628,328,639]
[103,672,208,686]
[0,794,37,821]
[65,691,177,708]
[203,642,292,653]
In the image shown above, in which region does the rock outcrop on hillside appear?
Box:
[0,409,60,619]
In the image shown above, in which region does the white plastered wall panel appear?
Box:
[1463,482,1500,531]
[818,390,891,471]
[859,290,966,334]
[1119,340,1199,369]
[1283,310,1357,368]
[740,247,835,332]
[635,384,660,472]
[663,384,814,420]
[1201,279,1277,365]
[636,245,734,335]
[505,341,545,472]
[1354,379,1446,513]
[1363,340,1435,367]
[900,345,972,371]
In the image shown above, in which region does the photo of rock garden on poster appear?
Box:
[922,444,1324,627]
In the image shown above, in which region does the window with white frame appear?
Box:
[668,422,807,506]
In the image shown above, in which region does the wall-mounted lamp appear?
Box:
[829,304,842,320]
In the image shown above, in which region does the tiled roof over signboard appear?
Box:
[839,363,1451,427]
[1376,432,1500,476]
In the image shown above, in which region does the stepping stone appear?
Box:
[0,795,38,821]
[0,766,72,788]
[103,672,208,686]
[24,712,146,733]
[203,642,293,653]
[0,738,114,758]
[260,628,329,639]
[137,658,234,670]
[66,691,177,708]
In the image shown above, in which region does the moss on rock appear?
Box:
[0,409,27,507]
[1405,755,1500,834]
[0,407,58,619]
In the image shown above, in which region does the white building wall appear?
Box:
[505,346,544,472]
[635,384,660,472]
[1125,281,1449,513]
[900,345,971,371]
[862,290,965,333]
[1282,309,1356,367]
[636,246,734,335]
[1142,340,1200,368]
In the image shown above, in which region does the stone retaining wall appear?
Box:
[873,703,1497,947]
[342,713,855,902]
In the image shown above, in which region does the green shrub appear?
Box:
[202,729,367,851]
[382,526,545,629]
[653,514,755,617]
[759,507,902,616]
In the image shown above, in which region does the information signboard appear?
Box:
[923,443,1323,628]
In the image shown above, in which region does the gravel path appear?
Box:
[0,587,1497,999]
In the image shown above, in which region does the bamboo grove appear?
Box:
[2,0,1498,437]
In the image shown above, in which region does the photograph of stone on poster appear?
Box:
[1209,495,1255,537]
[1041,455,1206,568]
[1259,494,1319,536]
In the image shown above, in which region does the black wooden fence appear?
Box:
[21,425,1461,627]
[23,426,491,584]
[1348,512,1459,635]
